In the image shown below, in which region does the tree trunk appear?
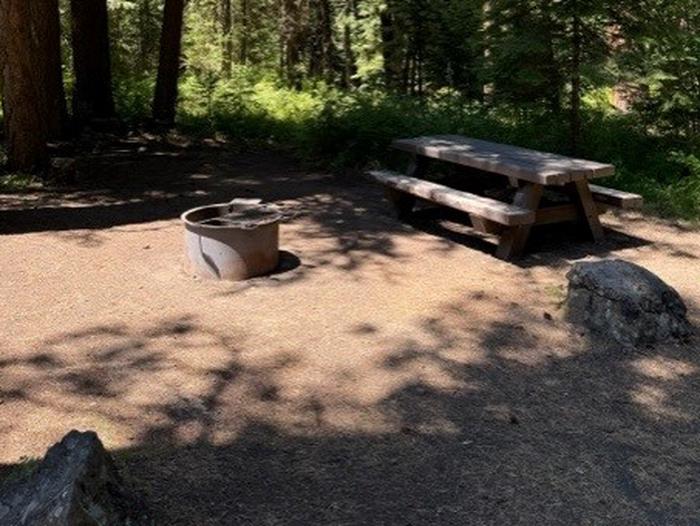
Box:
[221,0,233,77]
[380,5,403,90]
[70,0,115,123]
[570,4,582,154]
[281,0,304,89]
[38,0,67,138]
[153,0,186,124]
[0,0,65,172]
[342,7,355,88]
[308,0,335,81]
[138,0,154,72]
[240,0,249,64]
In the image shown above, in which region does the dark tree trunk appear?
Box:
[341,0,356,88]
[38,0,67,138]
[153,0,186,124]
[70,0,115,123]
[221,0,233,77]
[240,0,249,64]
[281,0,304,89]
[570,4,582,154]
[0,0,66,172]
[308,0,335,82]
[380,6,402,90]
[138,0,155,72]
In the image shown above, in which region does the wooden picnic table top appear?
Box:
[392,135,615,186]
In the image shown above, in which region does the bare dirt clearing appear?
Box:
[1,137,699,525]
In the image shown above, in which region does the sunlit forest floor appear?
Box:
[1,134,700,524]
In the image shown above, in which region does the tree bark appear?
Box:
[70,0,115,123]
[0,0,65,172]
[153,0,186,124]
[38,0,67,137]
[221,0,233,77]
[570,3,582,154]
[281,0,305,88]
[138,0,155,72]
[308,0,335,81]
[240,0,249,64]
[341,0,356,88]
[380,5,402,90]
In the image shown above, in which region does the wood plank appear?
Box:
[406,155,430,179]
[392,135,615,186]
[590,184,643,209]
[535,204,579,225]
[470,215,504,235]
[385,188,416,219]
[535,203,608,225]
[366,170,535,226]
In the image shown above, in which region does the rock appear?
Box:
[565,259,692,346]
[0,430,150,525]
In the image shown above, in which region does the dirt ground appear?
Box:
[1,135,699,525]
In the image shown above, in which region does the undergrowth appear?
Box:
[74,76,700,220]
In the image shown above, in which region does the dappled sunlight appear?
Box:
[629,384,689,421]
[627,357,699,420]
[631,356,697,381]
[2,143,700,523]
[0,291,595,457]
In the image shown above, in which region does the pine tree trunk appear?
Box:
[240,0,249,64]
[153,0,186,124]
[70,0,115,123]
[308,0,335,81]
[570,4,582,154]
[138,0,153,72]
[221,0,233,78]
[38,0,67,138]
[342,0,355,89]
[0,0,64,172]
[281,0,304,88]
[380,5,403,90]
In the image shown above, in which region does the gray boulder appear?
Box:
[0,430,150,525]
[565,259,692,346]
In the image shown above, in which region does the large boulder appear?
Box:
[0,430,150,525]
[565,259,692,346]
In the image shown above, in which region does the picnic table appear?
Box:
[367,135,642,260]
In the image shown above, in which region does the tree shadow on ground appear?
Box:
[406,206,657,270]
[2,137,697,524]
[1,295,699,525]
[0,135,661,272]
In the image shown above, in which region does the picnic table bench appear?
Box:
[367,135,642,260]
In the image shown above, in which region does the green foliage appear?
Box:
[171,77,700,218]
[114,77,156,120]
[45,0,700,219]
[618,0,700,139]
[0,172,41,192]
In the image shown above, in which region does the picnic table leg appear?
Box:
[407,155,430,179]
[495,183,543,260]
[568,179,605,242]
[385,188,416,219]
[387,155,429,219]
